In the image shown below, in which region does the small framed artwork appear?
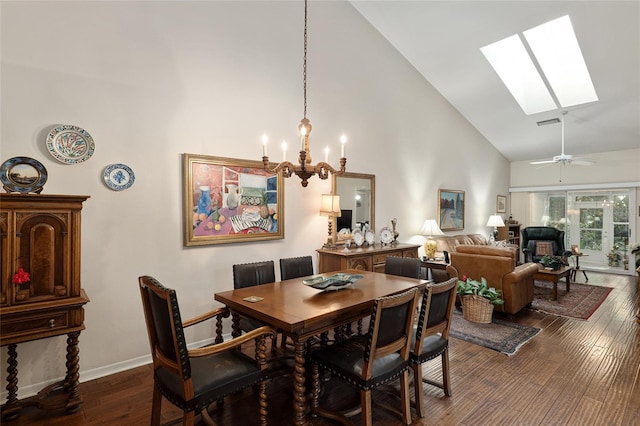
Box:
[438,189,465,231]
[497,195,507,213]
[182,153,284,246]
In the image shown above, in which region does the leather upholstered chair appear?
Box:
[521,226,572,263]
[410,277,457,417]
[232,261,276,335]
[232,260,276,289]
[384,256,421,279]
[138,275,274,426]
[279,256,314,280]
[310,287,420,426]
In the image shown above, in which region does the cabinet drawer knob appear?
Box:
[49,319,55,328]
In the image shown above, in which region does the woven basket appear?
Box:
[461,294,494,324]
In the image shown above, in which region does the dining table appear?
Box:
[214,269,427,425]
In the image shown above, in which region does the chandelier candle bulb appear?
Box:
[324,146,329,162]
[340,134,346,157]
[281,140,287,161]
[300,126,306,151]
[262,134,268,157]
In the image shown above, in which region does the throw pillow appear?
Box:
[535,241,554,256]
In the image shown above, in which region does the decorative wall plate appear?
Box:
[353,230,365,247]
[46,124,95,164]
[0,156,48,193]
[103,163,135,191]
[379,227,394,245]
[365,230,375,245]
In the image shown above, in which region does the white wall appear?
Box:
[0,1,508,397]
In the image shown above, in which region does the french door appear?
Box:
[566,190,633,271]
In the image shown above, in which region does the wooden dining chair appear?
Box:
[310,287,420,426]
[384,256,421,279]
[410,277,458,418]
[279,255,314,280]
[138,275,274,426]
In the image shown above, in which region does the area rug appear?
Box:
[449,310,541,356]
[529,280,613,320]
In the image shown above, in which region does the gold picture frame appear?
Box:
[497,195,507,213]
[182,153,284,246]
[438,189,465,231]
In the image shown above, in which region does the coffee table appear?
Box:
[534,265,571,301]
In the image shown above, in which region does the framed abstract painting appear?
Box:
[182,153,284,246]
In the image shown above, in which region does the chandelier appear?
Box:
[261,0,347,187]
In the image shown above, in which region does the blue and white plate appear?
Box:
[46,124,95,164]
[103,163,134,191]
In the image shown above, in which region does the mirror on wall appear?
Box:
[331,172,375,244]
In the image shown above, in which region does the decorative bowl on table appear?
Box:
[303,273,364,291]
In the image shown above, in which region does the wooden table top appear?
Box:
[534,265,571,277]
[214,270,426,340]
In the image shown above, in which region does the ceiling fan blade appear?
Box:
[530,159,556,165]
[570,159,594,166]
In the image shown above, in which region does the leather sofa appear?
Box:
[445,245,539,315]
[434,233,518,260]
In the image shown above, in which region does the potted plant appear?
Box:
[539,254,566,270]
[456,276,504,323]
[607,244,622,267]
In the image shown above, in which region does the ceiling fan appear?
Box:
[530,111,594,166]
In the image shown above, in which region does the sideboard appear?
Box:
[0,194,90,421]
[317,243,420,274]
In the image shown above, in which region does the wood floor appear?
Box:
[3,271,639,425]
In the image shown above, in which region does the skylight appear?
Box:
[481,15,598,115]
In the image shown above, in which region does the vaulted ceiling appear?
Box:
[350,1,640,163]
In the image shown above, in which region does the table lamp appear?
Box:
[420,219,444,259]
[486,214,505,241]
[320,194,341,249]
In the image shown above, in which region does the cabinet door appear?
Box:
[14,211,72,303]
[402,248,418,258]
[347,256,372,271]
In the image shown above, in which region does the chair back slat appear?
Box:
[363,287,419,378]
[139,276,190,379]
[415,277,457,346]
[384,256,421,279]
[233,261,276,289]
[279,256,314,280]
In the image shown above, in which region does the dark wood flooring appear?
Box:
[3,272,639,425]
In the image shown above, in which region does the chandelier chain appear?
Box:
[303,0,308,119]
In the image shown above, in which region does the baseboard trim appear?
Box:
[0,335,220,400]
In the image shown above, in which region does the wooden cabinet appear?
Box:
[0,194,90,421]
[317,244,419,274]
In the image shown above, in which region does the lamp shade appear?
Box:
[420,219,444,237]
[486,214,505,228]
[319,194,341,216]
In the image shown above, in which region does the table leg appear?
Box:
[293,339,308,426]
[565,274,571,294]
